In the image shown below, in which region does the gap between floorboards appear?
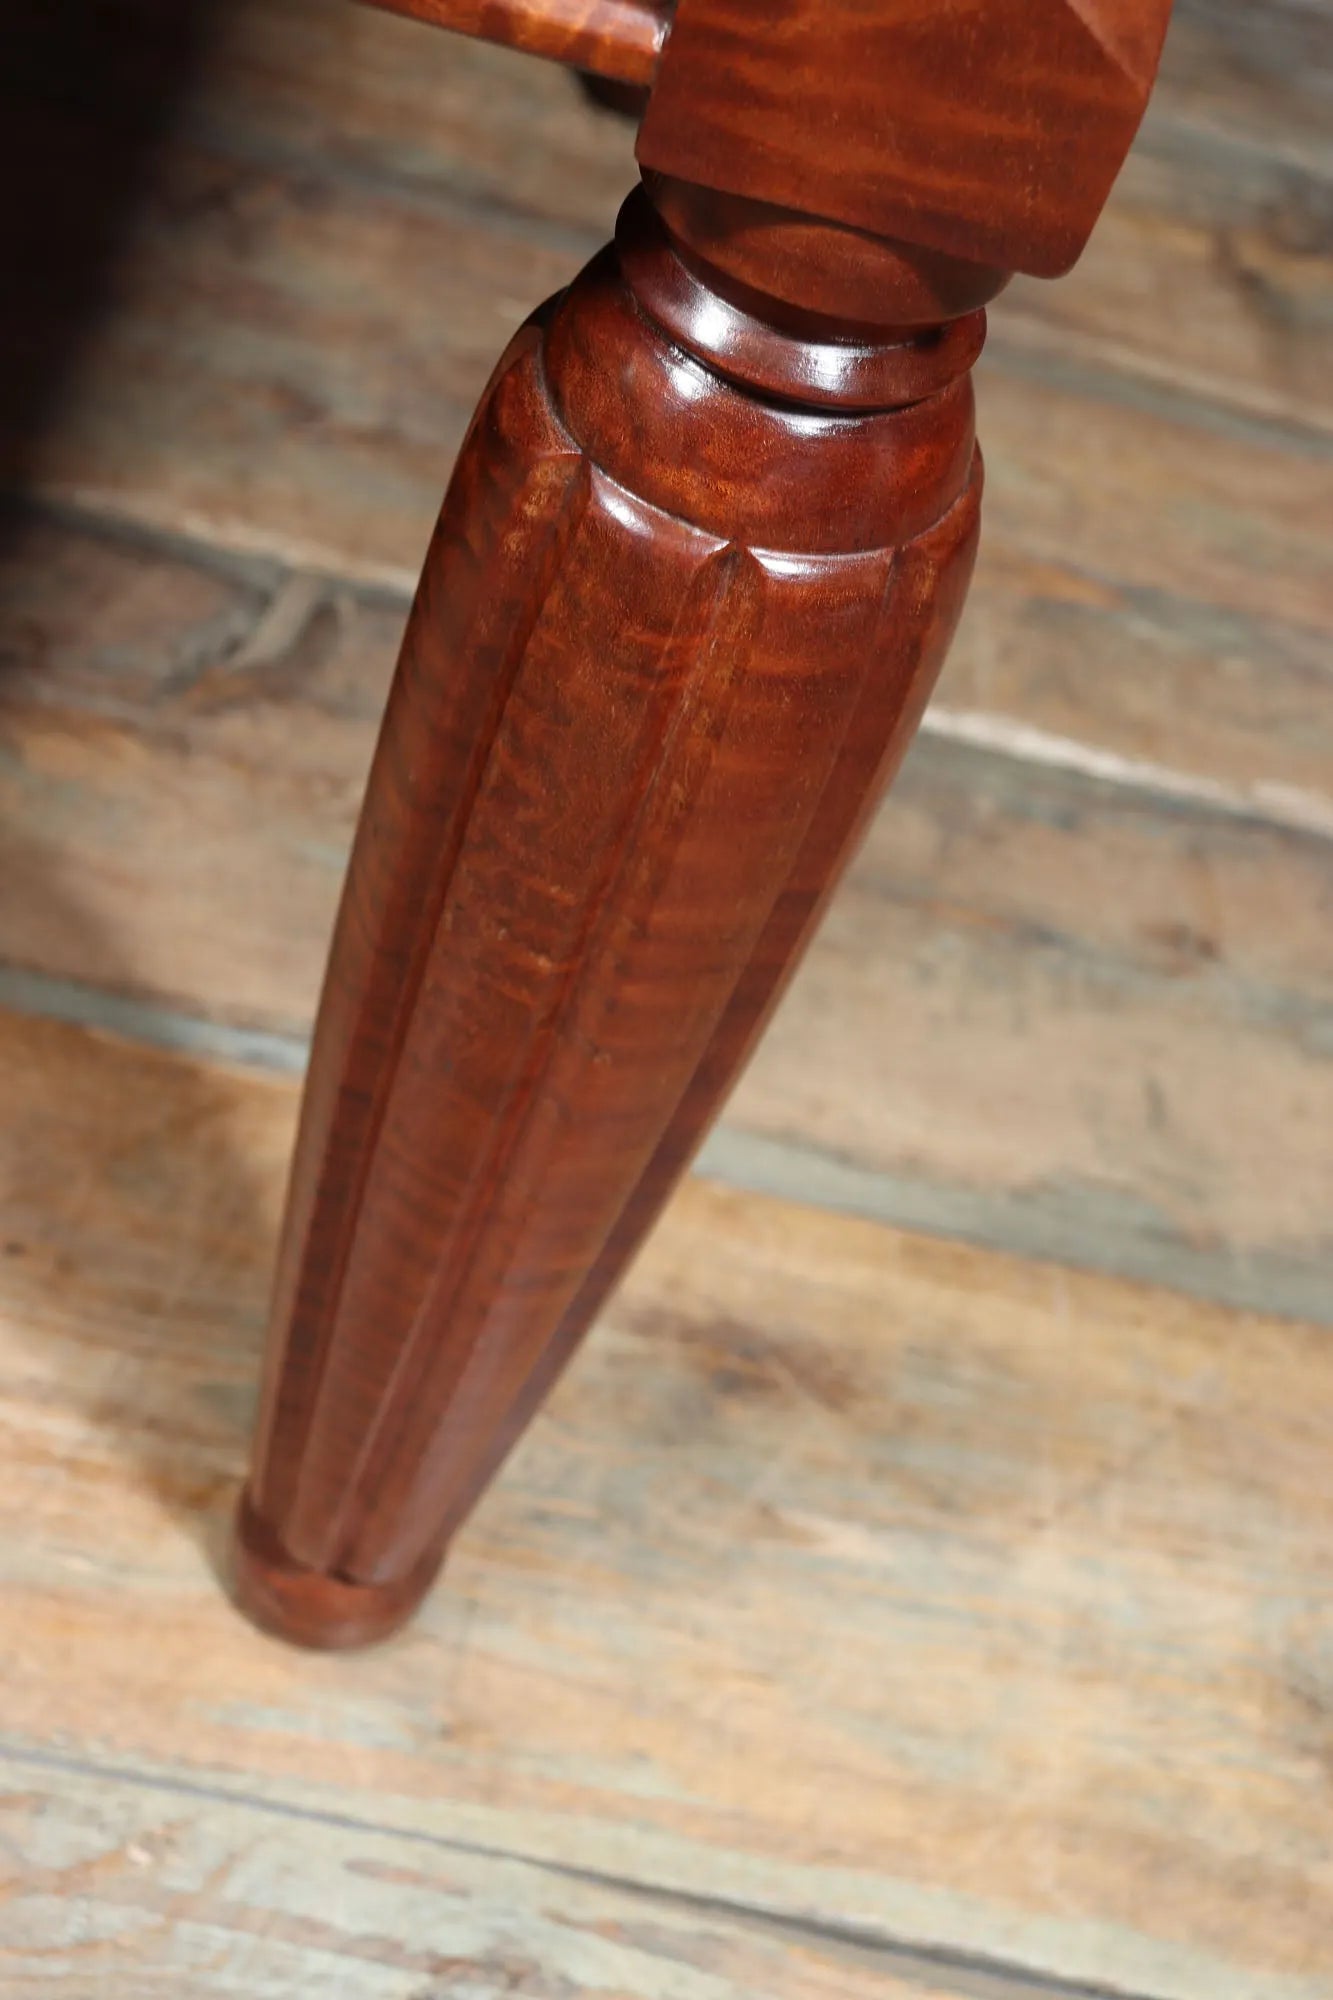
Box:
[0,1737,1178,2000]
[1,961,1327,1330]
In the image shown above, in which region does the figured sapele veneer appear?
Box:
[640,0,1176,276]
[236,0,1175,1645]
[236,192,984,1642]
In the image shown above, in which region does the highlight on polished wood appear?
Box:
[365,0,668,84]
[235,185,986,1644]
[236,0,1177,1647]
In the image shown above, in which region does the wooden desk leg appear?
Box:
[233,183,986,1647]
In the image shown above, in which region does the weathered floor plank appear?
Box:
[4,1757,976,2000]
[3,508,1330,1319]
[1,1007,1330,1999]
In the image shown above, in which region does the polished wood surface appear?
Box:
[641,0,1176,276]
[232,0,1175,1642]
[365,0,666,84]
[238,186,985,1640]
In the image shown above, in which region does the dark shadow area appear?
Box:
[1,0,227,553]
[0,0,270,1581]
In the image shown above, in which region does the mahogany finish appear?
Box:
[236,190,984,1643]
[236,0,1174,1646]
[365,0,667,84]
[640,0,1175,276]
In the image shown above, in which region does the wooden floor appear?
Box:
[2,1,1332,1992]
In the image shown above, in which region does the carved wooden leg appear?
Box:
[233,182,986,1647]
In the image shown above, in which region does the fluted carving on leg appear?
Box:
[235,186,984,1646]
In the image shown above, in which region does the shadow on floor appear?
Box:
[1,0,270,1579]
[1,0,228,547]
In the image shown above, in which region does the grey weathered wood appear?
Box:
[2,1754,972,1999]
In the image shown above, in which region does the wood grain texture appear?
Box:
[3,2,1329,1984]
[239,185,984,1636]
[640,0,1174,276]
[728,734,1333,1320]
[993,0,1333,433]
[5,0,1327,789]
[2,1007,1331,1996]
[232,0,1172,1619]
[997,134,1333,438]
[216,0,1333,433]
[2,506,1331,1322]
[364,0,667,84]
[6,1767,966,2000]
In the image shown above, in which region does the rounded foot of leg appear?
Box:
[230,1490,443,1650]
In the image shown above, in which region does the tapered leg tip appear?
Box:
[230,1490,443,1650]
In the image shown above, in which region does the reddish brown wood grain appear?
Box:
[639,0,1175,277]
[364,0,667,84]
[235,188,985,1643]
[237,0,1176,1645]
